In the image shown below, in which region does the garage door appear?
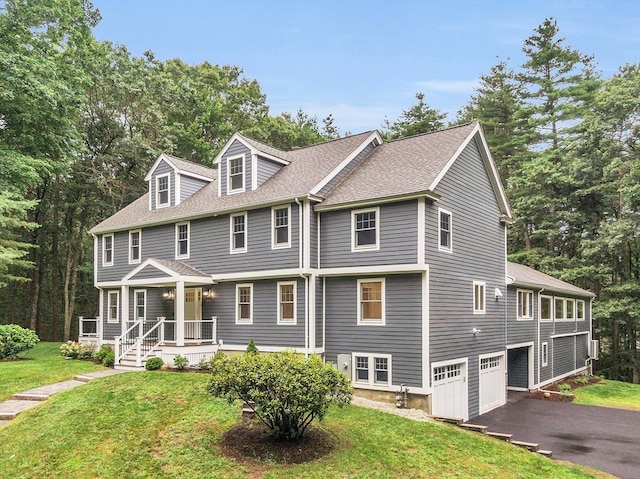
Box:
[479,354,505,414]
[432,361,468,421]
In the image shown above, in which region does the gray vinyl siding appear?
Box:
[320,201,418,268]
[102,289,121,341]
[317,143,375,197]
[506,287,538,384]
[315,277,323,349]
[257,156,282,187]
[576,334,589,370]
[130,265,171,281]
[324,274,423,388]
[212,278,306,348]
[427,139,507,419]
[128,288,166,322]
[180,175,210,203]
[507,347,529,388]
[219,140,251,196]
[540,321,554,384]
[97,231,134,282]
[150,160,175,209]
[553,335,576,378]
[310,210,318,269]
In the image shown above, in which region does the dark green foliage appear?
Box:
[145,357,164,371]
[101,351,115,367]
[245,339,259,355]
[0,324,39,359]
[95,344,113,363]
[208,350,352,441]
[173,354,189,370]
[382,93,446,140]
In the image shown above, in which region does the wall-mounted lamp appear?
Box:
[494,288,503,301]
[473,327,482,336]
[162,290,175,301]
[202,288,215,300]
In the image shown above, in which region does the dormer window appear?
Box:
[156,174,170,207]
[227,155,245,193]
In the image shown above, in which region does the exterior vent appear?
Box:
[590,340,599,360]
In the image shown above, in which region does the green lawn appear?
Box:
[0,372,615,479]
[573,379,640,411]
[0,341,108,401]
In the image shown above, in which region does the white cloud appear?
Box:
[415,80,480,94]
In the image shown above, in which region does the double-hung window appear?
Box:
[103,234,114,267]
[230,212,247,253]
[277,281,296,324]
[358,278,385,325]
[555,297,565,321]
[156,174,170,207]
[129,230,141,264]
[134,289,146,321]
[272,206,290,248]
[227,155,245,193]
[540,295,553,321]
[353,353,392,387]
[473,281,486,314]
[566,299,575,320]
[107,291,119,323]
[517,290,534,319]
[352,207,379,251]
[176,222,190,259]
[438,209,452,252]
[236,284,253,324]
[576,300,585,321]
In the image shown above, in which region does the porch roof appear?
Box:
[111,258,213,287]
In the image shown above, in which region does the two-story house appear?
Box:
[83,122,595,421]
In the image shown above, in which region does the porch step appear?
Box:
[512,440,539,452]
[487,431,512,442]
[459,423,488,434]
[114,364,145,371]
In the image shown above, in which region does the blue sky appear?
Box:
[92,0,640,134]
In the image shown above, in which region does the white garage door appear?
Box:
[479,354,506,414]
[432,361,468,421]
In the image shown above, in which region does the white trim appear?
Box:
[506,342,534,390]
[102,233,114,267]
[121,285,129,327]
[117,258,212,286]
[213,268,305,282]
[271,204,291,249]
[230,212,248,254]
[351,206,380,252]
[417,198,425,264]
[422,269,430,390]
[277,281,297,325]
[437,208,452,253]
[473,281,486,314]
[576,299,585,321]
[144,153,214,183]
[431,357,469,422]
[175,172,181,206]
[213,133,289,167]
[251,153,258,191]
[226,154,246,194]
[538,366,589,389]
[107,290,119,323]
[320,263,427,277]
[235,283,253,324]
[478,351,506,414]
[540,294,553,321]
[352,352,392,388]
[516,289,534,320]
[541,342,549,367]
[133,289,147,322]
[155,173,171,208]
[357,278,386,326]
[310,131,382,195]
[309,274,317,352]
[93,235,98,286]
[315,191,441,212]
[219,344,321,354]
[175,221,190,259]
[98,289,104,336]
[566,298,576,321]
[550,331,589,339]
[554,297,566,321]
[303,200,311,269]
[128,229,142,265]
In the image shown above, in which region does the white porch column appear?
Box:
[121,285,129,335]
[176,281,185,346]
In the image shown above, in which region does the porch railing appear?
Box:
[115,320,141,364]
[135,319,163,367]
[78,316,101,342]
[161,317,217,344]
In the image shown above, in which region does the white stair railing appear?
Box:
[115,320,141,364]
[134,318,164,367]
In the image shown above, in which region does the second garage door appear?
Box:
[479,353,506,414]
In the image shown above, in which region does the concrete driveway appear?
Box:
[474,393,640,479]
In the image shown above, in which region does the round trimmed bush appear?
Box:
[0,324,39,359]
[145,357,164,370]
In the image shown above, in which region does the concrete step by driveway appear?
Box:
[11,379,85,401]
[0,399,42,420]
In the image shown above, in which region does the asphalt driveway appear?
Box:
[474,393,640,479]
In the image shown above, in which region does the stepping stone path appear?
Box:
[0,369,128,424]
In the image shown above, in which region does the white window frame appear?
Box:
[277,281,297,325]
[230,212,248,254]
[517,289,534,320]
[473,281,486,314]
[156,173,170,208]
[128,229,141,265]
[134,289,146,322]
[227,154,245,194]
[357,278,385,325]
[555,297,566,321]
[566,298,575,320]
[541,342,548,367]
[540,295,553,322]
[576,299,585,321]
[102,233,114,267]
[235,283,253,324]
[107,290,119,323]
[352,207,380,252]
[352,352,392,387]
[272,205,291,249]
[438,208,453,253]
[175,222,190,259]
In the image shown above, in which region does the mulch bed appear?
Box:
[219,418,335,465]
[527,375,601,402]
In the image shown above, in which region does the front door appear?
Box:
[184,288,202,340]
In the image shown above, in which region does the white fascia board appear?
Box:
[144,153,177,182]
[213,268,307,282]
[219,344,319,354]
[319,263,427,277]
[309,131,382,195]
[315,191,440,212]
[212,133,289,166]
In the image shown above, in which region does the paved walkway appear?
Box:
[0,369,128,426]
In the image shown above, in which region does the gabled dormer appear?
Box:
[144,153,216,210]
[214,133,290,197]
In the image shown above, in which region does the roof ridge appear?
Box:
[163,153,217,172]
[385,122,477,144]
[240,130,377,154]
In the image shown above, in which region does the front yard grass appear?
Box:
[572,379,640,411]
[0,372,615,479]
[0,341,108,401]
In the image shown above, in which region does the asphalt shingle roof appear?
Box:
[162,154,217,179]
[507,261,594,297]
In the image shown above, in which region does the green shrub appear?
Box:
[95,344,113,362]
[102,351,115,367]
[173,354,189,370]
[145,357,164,370]
[0,324,39,359]
[557,383,572,396]
[245,339,259,355]
[60,341,95,360]
[208,350,352,441]
[196,356,212,371]
[574,375,591,386]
